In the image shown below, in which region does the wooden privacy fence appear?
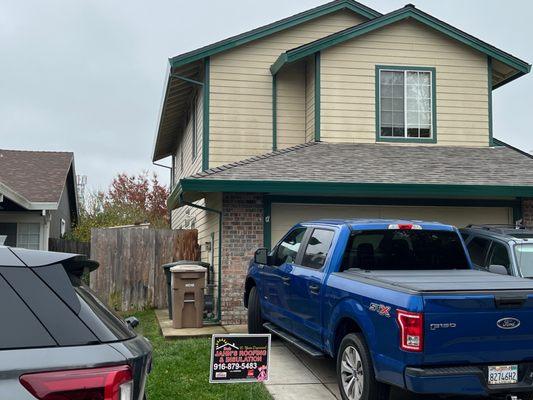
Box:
[49,238,90,256]
[90,227,199,311]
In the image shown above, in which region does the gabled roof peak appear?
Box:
[169,0,382,69]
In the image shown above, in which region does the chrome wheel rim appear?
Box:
[340,345,364,400]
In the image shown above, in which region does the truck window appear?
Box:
[272,228,306,266]
[467,237,491,268]
[488,242,511,273]
[301,229,335,270]
[341,230,469,271]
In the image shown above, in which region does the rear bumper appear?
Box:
[405,364,533,396]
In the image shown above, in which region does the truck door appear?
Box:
[287,228,335,347]
[259,227,307,332]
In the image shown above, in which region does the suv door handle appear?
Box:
[309,284,320,294]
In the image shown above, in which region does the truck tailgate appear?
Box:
[423,291,533,364]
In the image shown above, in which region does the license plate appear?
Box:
[488,365,518,385]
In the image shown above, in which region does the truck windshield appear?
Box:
[342,229,469,270]
[515,244,533,278]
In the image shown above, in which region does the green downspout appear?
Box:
[180,197,223,324]
[488,56,494,146]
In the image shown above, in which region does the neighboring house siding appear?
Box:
[49,186,71,239]
[305,58,316,142]
[320,20,490,146]
[209,10,366,166]
[276,61,306,149]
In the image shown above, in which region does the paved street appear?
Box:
[266,338,485,400]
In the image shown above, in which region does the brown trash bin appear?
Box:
[171,264,206,329]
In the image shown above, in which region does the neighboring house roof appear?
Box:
[169,0,381,69]
[271,4,531,88]
[170,141,533,208]
[153,0,381,162]
[0,149,75,210]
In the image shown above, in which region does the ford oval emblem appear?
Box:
[497,317,521,330]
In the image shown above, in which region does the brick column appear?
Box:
[523,199,533,226]
[220,193,264,325]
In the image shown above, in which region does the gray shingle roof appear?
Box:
[190,142,533,187]
[0,149,73,203]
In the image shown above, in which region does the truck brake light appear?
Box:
[20,365,133,400]
[397,310,424,352]
[388,224,422,230]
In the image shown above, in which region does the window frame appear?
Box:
[375,65,437,143]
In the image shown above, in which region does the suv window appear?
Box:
[301,229,335,270]
[341,229,469,271]
[467,237,491,268]
[488,242,511,273]
[272,228,306,266]
[0,274,56,350]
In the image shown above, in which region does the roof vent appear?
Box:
[404,3,416,8]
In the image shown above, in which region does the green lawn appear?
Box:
[129,310,273,400]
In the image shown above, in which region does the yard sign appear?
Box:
[209,334,271,383]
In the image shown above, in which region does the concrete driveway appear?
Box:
[266,339,485,400]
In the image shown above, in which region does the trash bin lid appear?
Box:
[170,264,206,273]
[162,260,210,270]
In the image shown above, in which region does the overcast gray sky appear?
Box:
[1,0,531,191]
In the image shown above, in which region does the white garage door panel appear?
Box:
[271,203,512,245]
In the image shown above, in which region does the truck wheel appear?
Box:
[247,286,266,334]
[337,333,390,400]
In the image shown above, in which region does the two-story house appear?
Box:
[152,0,533,324]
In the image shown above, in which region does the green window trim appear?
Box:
[192,95,198,160]
[314,52,321,142]
[202,58,210,171]
[488,56,494,146]
[375,65,437,144]
[272,74,277,151]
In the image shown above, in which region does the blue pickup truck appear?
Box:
[244,219,533,400]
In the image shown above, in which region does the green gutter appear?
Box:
[314,52,321,142]
[270,6,531,77]
[178,178,533,198]
[488,56,493,146]
[202,58,210,171]
[170,1,381,68]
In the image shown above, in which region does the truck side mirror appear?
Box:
[254,248,271,265]
[489,264,509,275]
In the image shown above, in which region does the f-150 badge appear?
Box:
[369,303,391,318]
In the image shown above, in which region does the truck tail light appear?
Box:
[20,365,133,400]
[397,310,424,352]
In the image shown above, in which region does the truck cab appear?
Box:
[245,219,533,400]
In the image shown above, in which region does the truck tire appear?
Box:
[337,333,390,400]
[247,286,266,334]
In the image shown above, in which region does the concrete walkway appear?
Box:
[267,339,484,400]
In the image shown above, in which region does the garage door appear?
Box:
[270,203,513,245]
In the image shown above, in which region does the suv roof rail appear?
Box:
[465,224,533,235]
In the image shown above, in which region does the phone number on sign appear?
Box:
[213,363,258,371]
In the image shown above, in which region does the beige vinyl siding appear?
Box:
[320,19,490,146]
[209,10,366,166]
[276,61,306,149]
[271,203,512,245]
[170,91,221,267]
[305,58,315,142]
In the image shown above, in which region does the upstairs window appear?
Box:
[377,66,436,142]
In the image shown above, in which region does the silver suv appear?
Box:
[0,246,152,399]
[460,225,533,278]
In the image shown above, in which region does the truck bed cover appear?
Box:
[337,269,533,293]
